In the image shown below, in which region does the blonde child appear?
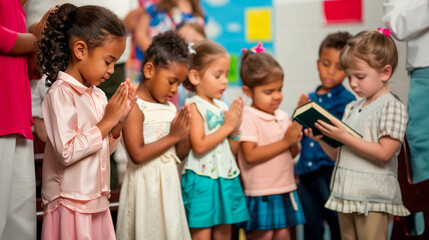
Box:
[181,40,249,239]
[295,31,355,240]
[236,44,305,240]
[116,31,192,240]
[37,4,137,239]
[305,29,410,240]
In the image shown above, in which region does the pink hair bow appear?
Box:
[378,27,391,37]
[241,42,266,54]
[251,42,266,54]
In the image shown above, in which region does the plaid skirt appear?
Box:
[237,190,306,230]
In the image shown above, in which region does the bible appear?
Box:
[292,101,362,147]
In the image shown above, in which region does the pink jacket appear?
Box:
[42,71,120,213]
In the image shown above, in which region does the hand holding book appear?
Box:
[309,118,351,145]
[292,101,362,148]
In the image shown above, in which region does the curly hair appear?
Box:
[182,40,228,91]
[239,50,283,89]
[36,3,126,87]
[339,30,398,73]
[142,31,189,80]
[318,31,353,57]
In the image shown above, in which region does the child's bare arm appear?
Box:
[123,104,190,164]
[241,121,302,164]
[133,9,151,52]
[226,98,244,155]
[189,98,242,156]
[316,118,401,162]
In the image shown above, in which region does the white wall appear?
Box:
[227,0,410,115]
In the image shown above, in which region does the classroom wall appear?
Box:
[226,0,410,115]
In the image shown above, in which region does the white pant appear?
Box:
[0,134,36,240]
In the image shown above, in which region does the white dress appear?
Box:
[116,99,191,240]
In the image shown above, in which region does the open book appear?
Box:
[292,101,362,148]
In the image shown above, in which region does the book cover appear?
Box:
[292,101,362,148]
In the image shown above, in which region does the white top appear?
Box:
[30,76,48,119]
[383,0,429,71]
[183,95,240,179]
[24,0,139,64]
[325,93,410,216]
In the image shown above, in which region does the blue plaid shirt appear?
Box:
[295,84,356,175]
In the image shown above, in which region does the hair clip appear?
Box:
[377,27,391,37]
[188,42,196,55]
[251,42,266,54]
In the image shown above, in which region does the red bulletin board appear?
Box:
[323,0,362,25]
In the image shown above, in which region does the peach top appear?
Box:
[237,106,297,196]
[42,71,120,213]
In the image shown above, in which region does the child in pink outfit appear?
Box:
[37,4,136,239]
[237,45,305,240]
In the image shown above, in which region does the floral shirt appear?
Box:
[182,95,240,179]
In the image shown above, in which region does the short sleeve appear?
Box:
[185,97,205,120]
[379,100,408,142]
[239,111,258,143]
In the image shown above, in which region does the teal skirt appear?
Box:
[181,170,249,228]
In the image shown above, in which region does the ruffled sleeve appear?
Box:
[379,99,408,142]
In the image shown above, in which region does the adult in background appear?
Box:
[383,0,429,235]
[0,0,48,239]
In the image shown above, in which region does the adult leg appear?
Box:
[405,69,429,234]
[0,135,36,240]
[407,68,429,183]
[338,212,358,240]
[354,212,389,240]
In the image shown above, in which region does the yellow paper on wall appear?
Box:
[245,8,272,42]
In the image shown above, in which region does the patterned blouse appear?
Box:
[325,92,410,216]
[182,95,240,179]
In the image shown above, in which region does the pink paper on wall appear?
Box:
[323,0,362,25]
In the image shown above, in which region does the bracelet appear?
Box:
[228,131,241,141]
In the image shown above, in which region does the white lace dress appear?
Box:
[116,99,191,240]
